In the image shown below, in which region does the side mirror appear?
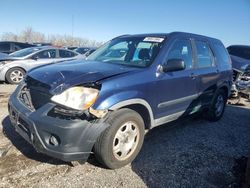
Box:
[162,59,185,72]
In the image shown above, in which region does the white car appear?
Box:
[0,46,84,84]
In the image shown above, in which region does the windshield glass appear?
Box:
[87,36,165,67]
[227,46,250,60]
[9,47,40,57]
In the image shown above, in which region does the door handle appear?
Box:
[190,73,197,79]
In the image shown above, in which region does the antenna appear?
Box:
[71,15,74,46]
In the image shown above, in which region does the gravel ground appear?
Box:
[0,84,250,187]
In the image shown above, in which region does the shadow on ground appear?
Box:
[2,116,70,166]
[131,105,250,187]
[1,105,250,187]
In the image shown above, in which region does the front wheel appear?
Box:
[94,108,145,169]
[205,89,227,121]
[6,67,25,84]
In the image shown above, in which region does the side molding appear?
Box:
[154,110,185,128]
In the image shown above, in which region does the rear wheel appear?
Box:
[6,67,25,84]
[94,108,145,169]
[205,89,227,121]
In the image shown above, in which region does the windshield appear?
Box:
[227,46,250,60]
[9,47,40,57]
[87,36,165,67]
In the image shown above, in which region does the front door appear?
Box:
[154,38,199,125]
[29,49,57,69]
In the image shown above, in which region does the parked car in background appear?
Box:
[0,41,35,54]
[0,46,83,84]
[32,42,52,46]
[74,47,89,54]
[227,45,250,100]
[74,47,96,55]
[65,46,78,51]
[84,48,97,57]
[8,32,232,169]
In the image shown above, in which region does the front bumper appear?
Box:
[8,84,109,162]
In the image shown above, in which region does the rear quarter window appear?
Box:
[212,42,231,66]
[194,41,214,68]
[59,50,77,58]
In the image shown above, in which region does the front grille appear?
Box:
[19,76,52,110]
[29,88,51,109]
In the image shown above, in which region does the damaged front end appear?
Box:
[8,76,111,162]
[230,68,250,101]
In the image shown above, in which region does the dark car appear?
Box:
[74,47,96,56]
[8,32,232,169]
[83,48,96,57]
[227,45,250,99]
[65,46,78,51]
[0,41,35,54]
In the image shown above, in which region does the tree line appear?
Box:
[1,27,104,47]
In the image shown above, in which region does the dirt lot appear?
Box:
[0,84,250,188]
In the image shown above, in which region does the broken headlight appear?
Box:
[51,87,99,110]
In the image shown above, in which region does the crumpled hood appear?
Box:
[231,55,250,72]
[27,60,138,93]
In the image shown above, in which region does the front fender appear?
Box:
[92,91,155,128]
[93,90,140,110]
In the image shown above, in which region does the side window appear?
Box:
[0,43,10,52]
[59,50,76,58]
[213,43,230,66]
[195,41,214,68]
[34,49,56,59]
[167,39,193,69]
[14,44,21,51]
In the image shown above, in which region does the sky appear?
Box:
[0,0,249,46]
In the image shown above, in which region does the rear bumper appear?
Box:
[8,84,109,162]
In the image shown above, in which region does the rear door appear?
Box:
[58,49,78,62]
[192,40,219,105]
[154,38,199,123]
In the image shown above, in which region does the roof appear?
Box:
[117,32,221,42]
[0,41,34,45]
[227,45,250,49]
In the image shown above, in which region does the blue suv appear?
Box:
[8,32,232,169]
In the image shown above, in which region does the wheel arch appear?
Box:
[109,99,155,129]
[217,81,230,98]
[5,66,26,77]
[5,66,26,83]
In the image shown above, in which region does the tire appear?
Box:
[205,89,227,122]
[94,108,145,169]
[6,67,25,84]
